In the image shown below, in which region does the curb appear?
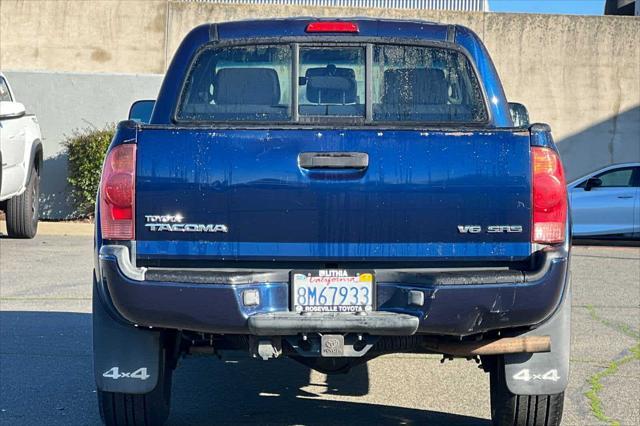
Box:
[0,220,93,236]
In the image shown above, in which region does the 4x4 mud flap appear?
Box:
[503,274,571,395]
[93,278,161,394]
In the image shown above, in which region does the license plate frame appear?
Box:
[290,269,375,313]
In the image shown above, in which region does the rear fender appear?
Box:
[12,138,42,193]
[93,276,161,394]
[27,139,42,180]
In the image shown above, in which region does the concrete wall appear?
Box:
[0,0,168,74]
[1,1,638,217]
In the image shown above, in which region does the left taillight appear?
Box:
[531,146,567,244]
[100,144,136,240]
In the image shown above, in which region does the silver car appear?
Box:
[568,163,640,239]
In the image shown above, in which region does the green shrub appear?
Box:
[64,125,115,217]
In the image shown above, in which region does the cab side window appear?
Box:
[632,167,640,187]
[595,168,634,187]
[0,78,12,102]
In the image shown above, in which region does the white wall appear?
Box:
[4,71,163,218]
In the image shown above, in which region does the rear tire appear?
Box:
[5,165,39,238]
[97,352,173,426]
[490,356,564,426]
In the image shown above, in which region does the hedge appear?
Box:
[64,126,114,217]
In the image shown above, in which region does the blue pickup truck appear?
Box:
[93,18,571,426]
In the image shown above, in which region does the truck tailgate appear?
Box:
[135,128,532,263]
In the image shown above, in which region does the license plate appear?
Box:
[291,270,374,313]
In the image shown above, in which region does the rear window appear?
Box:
[176,43,487,125]
[178,45,292,122]
[299,47,365,117]
[372,45,487,123]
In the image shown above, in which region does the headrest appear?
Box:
[213,68,280,105]
[383,68,448,105]
[305,65,357,104]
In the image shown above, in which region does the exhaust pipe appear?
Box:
[423,336,551,356]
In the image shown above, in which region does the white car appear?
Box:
[568,162,640,239]
[0,72,43,238]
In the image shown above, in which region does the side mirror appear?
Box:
[584,177,602,191]
[508,102,530,128]
[128,100,155,124]
[0,101,26,119]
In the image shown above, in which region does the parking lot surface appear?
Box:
[1,234,638,425]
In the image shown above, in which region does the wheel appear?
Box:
[490,356,564,426]
[5,165,39,238]
[97,351,173,426]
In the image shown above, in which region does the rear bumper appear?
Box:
[248,312,420,336]
[97,245,569,337]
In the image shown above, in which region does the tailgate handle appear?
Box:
[298,152,369,170]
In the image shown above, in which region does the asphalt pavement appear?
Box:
[0,233,638,425]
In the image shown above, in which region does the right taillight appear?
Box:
[100,144,136,240]
[532,146,567,244]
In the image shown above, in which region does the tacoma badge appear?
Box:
[144,214,228,233]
